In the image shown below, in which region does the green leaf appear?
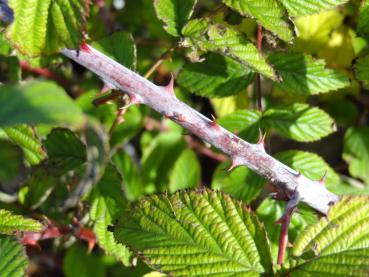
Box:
[181,19,277,80]
[44,128,86,175]
[112,148,144,201]
[354,54,369,89]
[154,0,197,37]
[89,164,131,266]
[6,0,88,56]
[268,52,349,95]
[0,82,85,128]
[3,125,46,165]
[223,0,294,42]
[275,150,340,187]
[262,103,336,142]
[358,0,369,36]
[0,33,12,56]
[63,245,106,277]
[177,53,255,98]
[288,196,369,276]
[279,0,349,17]
[218,110,262,142]
[115,189,273,276]
[343,126,369,185]
[92,31,136,69]
[211,94,249,117]
[212,161,265,204]
[0,140,24,183]
[0,209,41,235]
[169,149,201,193]
[0,235,28,277]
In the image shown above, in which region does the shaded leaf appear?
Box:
[0,209,41,235]
[169,149,200,193]
[0,235,28,277]
[262,103,336,142]
[268,52,349,95]
[223,0,294,42]
[177,53,255,98]
[44,128,86,175]
[115,189,273,276]
[181,19,277,80]
[343,126,369,185]
[0,82,85,128]
[0,140,24,183]
[280,0,349,17]
[212,161,265,203]
[92,31,136,69]
[358,0,369,36]
[354,54,369,89]
[3,125,46,165]
[154,0,197,37]
[288,196,369,277]
[6,0,88,56]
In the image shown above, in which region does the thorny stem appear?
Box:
[61,44,339,215]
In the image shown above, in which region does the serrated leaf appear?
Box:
[182,19,277,80]
[89,164,130,266]
[358,0,369,36]
[218,109,262,142]
[262,103,336,142]
[154,0,197,37]
[0,209,41,235]
[0,81,85,128]
[0,139,24,183]
[223,0,293,42]
[6,0,87,56]
[92,31,136,69]
[280,0,348,17]
[169,149,200,193]
[44,128,86,175]
[354,54,369,89]
[3,125,46,165]
[343,126,369,185]
[275,150,340,187]
[115,189,273,276]
[212,161,265,203]
[177,53,255,98]
[288,196,369,276]
[268,52,349,95]
[0,235,28,277]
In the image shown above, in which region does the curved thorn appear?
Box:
[319,171,327,185]
[163,74,175,95]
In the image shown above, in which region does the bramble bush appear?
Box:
[0,0,369,276]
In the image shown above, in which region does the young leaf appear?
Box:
[154,0,197,37]
[3,125,46,165]
[6,0,88,56]
[177,53,255,98]
[222,0,294,42]
[354,54,369,89]
[115,189,273,276]
[0,235,28,277]
[218,109,262,142]
[268,52,349,95]
[288,196,369,276]
[262,103,336,142]
[0,82,85,128]
[212,161,265,203]
[181,19,277,80]
[169,149,201,193]
[275,150,340,187]
[44,128,87,175]
[358,0,369,36]
[343,126,369,185]
[89,164,131,266]
[279,0,349,17]
[92,31,137,69]
[0,209,42,235]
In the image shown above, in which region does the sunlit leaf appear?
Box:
[0,209,41,235]
[280,0,349,16]
[0,235,28,277]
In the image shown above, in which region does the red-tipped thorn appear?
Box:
[100,82,115,93]
[210,114,220,130]
[80,42,91,53]
[227,159,241,172]
[163,74,175,95]
[257,128,267,145]
[319,171,327,185]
